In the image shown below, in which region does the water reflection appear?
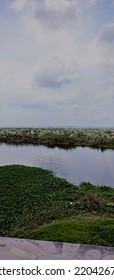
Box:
[0,143,114,187]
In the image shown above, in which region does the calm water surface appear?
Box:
[0,143,114,187]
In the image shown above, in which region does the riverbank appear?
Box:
[0,128,114,149]
[0,165,114,246]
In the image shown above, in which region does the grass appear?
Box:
[0,165,114,246]
[1,127,114,149]
[21,217,114,247]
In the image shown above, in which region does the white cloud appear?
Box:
[0,59,34,107]
[80,21,114,68]
[88,0,97,5]
[88,0,114,6]
[10,0,80,30]
[98,22,114,44]
[35,56,80,89]
[1,0,113,126]
[110,77,114,83]
[10,0,30,11]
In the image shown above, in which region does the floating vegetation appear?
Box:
[0,165,114,246]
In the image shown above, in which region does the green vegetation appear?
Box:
[0,127,114,149]
[0,165,114,246]
[24,218,114,247]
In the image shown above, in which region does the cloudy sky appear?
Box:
[0,0,114,127]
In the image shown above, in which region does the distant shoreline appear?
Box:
[1,126,114,129]
[0,127,114,149]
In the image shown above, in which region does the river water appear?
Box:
[0,143,114,187]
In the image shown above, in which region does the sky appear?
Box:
[0,0,114,127]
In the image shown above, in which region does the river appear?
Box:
[0,143,114,187]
